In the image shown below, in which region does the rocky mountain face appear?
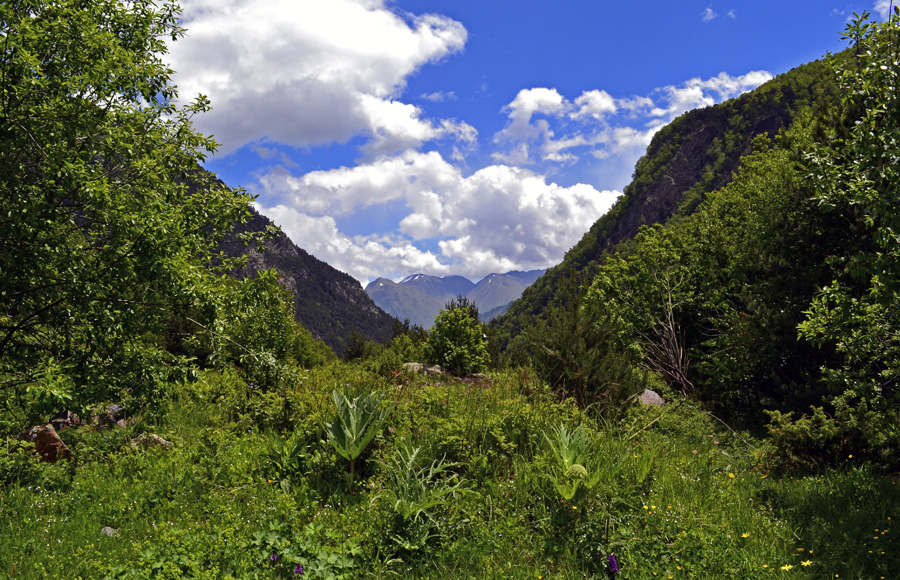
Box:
[366,270,545,328]
[218,205,396,356]
[490,56,841,346]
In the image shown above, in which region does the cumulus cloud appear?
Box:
[254,150,620,283]
[875,0,893,19]
[167,0,468,154]
[491,71,772,167]
[702,8,718,22]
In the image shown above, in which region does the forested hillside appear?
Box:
[491,55,842,348]
[218,205,396,356]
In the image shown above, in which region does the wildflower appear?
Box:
[781,564,793,571]
[295,564,303,574]
[269,554,278,562]
[741,532,750,538]
[801,560,812,566]
[608,554,619,574]
[692,449,698,454]
[728,473,735,479]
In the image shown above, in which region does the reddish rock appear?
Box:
[17,423,73,462]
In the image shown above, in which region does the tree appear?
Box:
[528,274,646,410]
[799,10,900,405]
[0,0,255,417]
[424,295,489,376]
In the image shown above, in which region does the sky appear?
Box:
[165,0,896,286]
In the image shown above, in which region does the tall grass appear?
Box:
[1,366,897,579]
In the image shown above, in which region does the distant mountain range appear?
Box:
[365,270,544,328]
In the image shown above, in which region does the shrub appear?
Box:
[424,296,489,376]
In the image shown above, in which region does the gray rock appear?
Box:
[637,389,666,407]
[402,362,424,373]
[101,526,118,537]
[130,433,173,450]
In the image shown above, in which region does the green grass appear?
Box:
[1,364,897,579]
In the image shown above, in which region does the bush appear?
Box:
[424,296,489,376]
[763,396,900,473]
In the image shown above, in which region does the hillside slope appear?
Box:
[218,206,396,355]
[491,56,840,346]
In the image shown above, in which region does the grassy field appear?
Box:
[1,365,897,579]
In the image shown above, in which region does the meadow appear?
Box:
[2,364,896,579]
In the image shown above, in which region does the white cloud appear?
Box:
[490,71,771,167]
[875,0,893,19]
[168,0,467,154]
[420,91,457,102]
[495,88,568,142]
[702,8,717,22]
[649,71,773,118]
[572,90,618,120]
[254,150,620,283]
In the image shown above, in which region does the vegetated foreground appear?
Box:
[1,365,897,579]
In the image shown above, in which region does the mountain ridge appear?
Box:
[366,269,545,328]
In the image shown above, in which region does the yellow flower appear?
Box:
[651,505,657,509]
[676,566,682,570]
[741,532,750,538]
[796,548,805,552]
[763,564,768,568]
[728,473,735,478]
[801,560,812,566]
[781,564,793,571]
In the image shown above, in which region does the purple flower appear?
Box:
[294,564,304,575]
[269,554,278,562]
[608,554,619,574]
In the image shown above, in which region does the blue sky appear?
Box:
[166,0,894,285]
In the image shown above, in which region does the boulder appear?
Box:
[402,362,424,373]
[130,433,173,450]
[91,404,132,429]
[17,423,73,462]
[49,410,83,432]
[637,389,666,407]
[424,365,444,376]
[402,362,445,377]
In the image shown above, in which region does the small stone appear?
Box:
[101,526,118,537]
[130,434,173,450]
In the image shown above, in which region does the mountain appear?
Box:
[399,274,475,298]
[467,273,530,314]
[490,56,842,348]
[217,205,396,356]
[366,269,545,328]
